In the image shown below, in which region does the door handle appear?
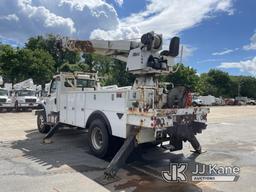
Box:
[54,98,57,104]
[64,106,67,109]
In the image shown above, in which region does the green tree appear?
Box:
[25,34,80,71]
[59,63,88,73]
[165,64,199,91]
[25,49,55,85]
[103,60,135,86]
[0,45,54,84]
[240,77,256,98]
[0,44,18,82]
[198,69,234,97]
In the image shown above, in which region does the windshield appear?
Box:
[16,90,35,96]
[64,78,96,88]
[0,89,8,96]
[76,79,95,88]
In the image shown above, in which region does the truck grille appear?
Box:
[0,98,7,103]
[25,99,36,103]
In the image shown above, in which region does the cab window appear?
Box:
[64,78,75,88]
[50,78,59,94]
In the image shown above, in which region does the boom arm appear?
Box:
[60,38,141,62]
[59,32,180,74]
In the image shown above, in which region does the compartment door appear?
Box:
[75,93,86,128]
[60,94,67,123]
[67,94,76,125]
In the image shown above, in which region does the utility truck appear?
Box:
[0,77,14,112]
[13,79,40,111]
[35,32,209,178]
[0,87,14,112]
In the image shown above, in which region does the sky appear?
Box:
[0,0,256,76]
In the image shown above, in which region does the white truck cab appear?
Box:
[14,89,40,111]
[0,88,14,111]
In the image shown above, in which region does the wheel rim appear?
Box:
[39,114,45,129]
[91,127,103,150]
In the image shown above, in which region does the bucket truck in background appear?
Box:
[13,79,40,111]
[0,76,14,112]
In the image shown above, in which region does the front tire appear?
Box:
[37,111,50,133]
[88,119,110,158]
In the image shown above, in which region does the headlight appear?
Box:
[6,99,12,103]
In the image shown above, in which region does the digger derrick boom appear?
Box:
[59,38,141,62]
[59,32,180,74]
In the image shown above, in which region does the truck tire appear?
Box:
[88,119,110,158]
[37,111,50,134]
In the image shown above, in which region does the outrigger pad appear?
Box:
[95,174,121,185]
[42,138,53,144]
[190,149,207,154]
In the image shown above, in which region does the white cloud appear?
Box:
[214,0,234,15]
[197,58,223,64]
[90,27,139,40]
[243,33,256,50]
[0,0,119,42]
[181,45,197,58]
[212,48,238,56]
[0,14,19,22]
[218,57,256,75]
[0,0,76,42]
[115,0,124,7]
[0,0,234,43]
[91,0,234,39]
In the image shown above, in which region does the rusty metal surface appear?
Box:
[127,107,209,131]
[128,107,209,116]
[64,39,95,53]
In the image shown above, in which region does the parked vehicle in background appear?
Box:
[224,98,235,105]
[198,95,216,106]
[0,88,14,112]
[13,79,40,111]
[192,97,203,106]
[247,99,256,105]
[14,89,40,111]
[235,97,248,105]
[215,97,225,106]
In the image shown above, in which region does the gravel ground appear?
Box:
[0,106,255,192]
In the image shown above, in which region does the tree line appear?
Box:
[0,35,256,99]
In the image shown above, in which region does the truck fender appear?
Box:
[86,111,112,135]
[34,104,46,115]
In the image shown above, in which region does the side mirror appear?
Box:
[169,37,180,57]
